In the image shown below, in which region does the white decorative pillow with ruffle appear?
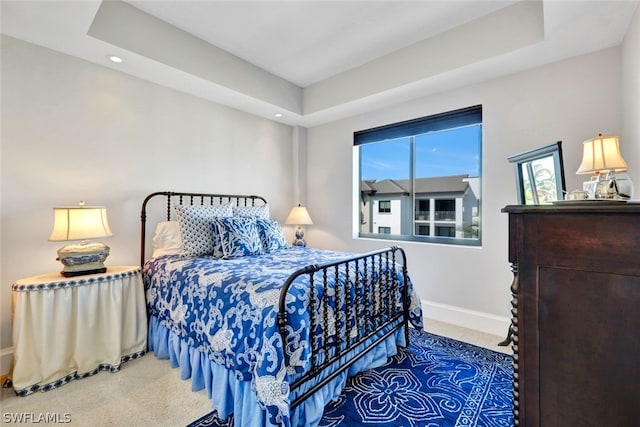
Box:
[256,218,288,253]
[175,204,233,256]
[215,216,264,258]
[233,204,270,219]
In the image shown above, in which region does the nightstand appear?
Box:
[8,266,147,396]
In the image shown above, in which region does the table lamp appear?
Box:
[285,204,313,247]
[49,202,113,276]
[576,133,631,199]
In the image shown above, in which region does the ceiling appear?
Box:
[1,1,638,127]
[127,0,518,87]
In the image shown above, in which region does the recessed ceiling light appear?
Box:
[274,113,283,118]
[107,55,123,63]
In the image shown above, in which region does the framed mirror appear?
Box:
[508,141,566,204]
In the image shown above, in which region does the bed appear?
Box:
[140,191,423,427]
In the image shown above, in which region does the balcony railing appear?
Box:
[414,211,456,221]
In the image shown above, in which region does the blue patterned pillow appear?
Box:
[233,204,269,219]
[215,216,264,258]
[256,218,289,253]
[174,204,233,256]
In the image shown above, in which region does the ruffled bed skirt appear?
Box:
[148,315,406,427]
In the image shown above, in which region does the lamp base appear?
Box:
[583,171,634,199]
[292,239,306,247]
[56,241,110,277]
[61,267,107,277]
[292,226,306,247]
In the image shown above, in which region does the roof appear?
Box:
[369,179,408,195]
[362,175,470,196]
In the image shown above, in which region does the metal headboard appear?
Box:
[140,191,268,266]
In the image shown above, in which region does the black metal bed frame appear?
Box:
[140,191,410,412]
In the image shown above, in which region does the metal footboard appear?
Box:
[278,246,410,409]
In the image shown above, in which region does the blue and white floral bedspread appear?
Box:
[144,246,422,426]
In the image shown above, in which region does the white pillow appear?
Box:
[152,221,182,258]
[233,204,270,219]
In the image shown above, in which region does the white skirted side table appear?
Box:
[8,265,147,396]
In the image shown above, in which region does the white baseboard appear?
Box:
[1,347,13,378]
[421,299,510,337]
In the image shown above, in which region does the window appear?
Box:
[378,200,391,213]
[415,224,429,236]
[435,199,455,221]
[356,105,482,246]
[416,199,430,220]
[436,226,456,237]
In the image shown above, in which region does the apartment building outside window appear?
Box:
[356,105,482,246]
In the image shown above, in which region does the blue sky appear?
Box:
[360,125,481,181]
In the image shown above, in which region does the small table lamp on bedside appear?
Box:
[285,204,313,247]
[49,202,113,277]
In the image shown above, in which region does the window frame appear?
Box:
[355,105,482,247]
[378,200,391,214]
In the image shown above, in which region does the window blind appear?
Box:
[354,105,482,146]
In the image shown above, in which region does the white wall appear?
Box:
[622,5,640,190]
[2,14,637,374]
[306,47,624,335]
[0,36,295,373]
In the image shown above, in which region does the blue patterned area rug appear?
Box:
[187,328,513,427]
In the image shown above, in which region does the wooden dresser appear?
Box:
[502,204,640,427]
